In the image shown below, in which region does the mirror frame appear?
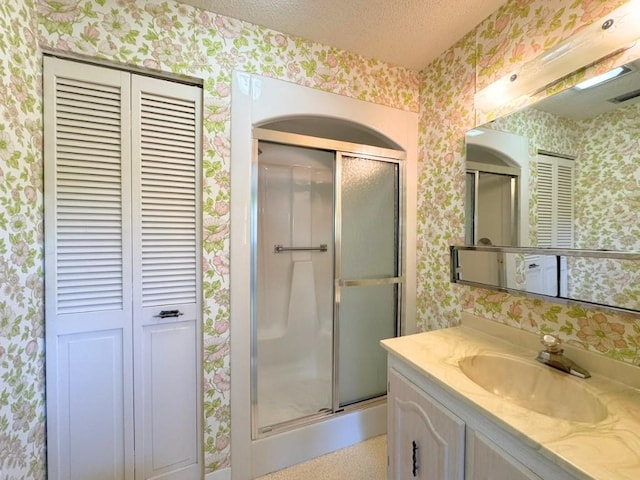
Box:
[450,245,640,314]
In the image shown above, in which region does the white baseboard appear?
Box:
[205,467,231,480]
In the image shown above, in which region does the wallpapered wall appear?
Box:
[1,0,639,477]
[576,102,640,251]
[572,102,640,311]
[0,1,46,478]
[2,0,420,477]
[418,0,640,366]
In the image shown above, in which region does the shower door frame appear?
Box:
[333,151,404,411]
[251,128,406,439]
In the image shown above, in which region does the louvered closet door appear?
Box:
[131,75,202,480]
[536,154,574,248]
[537,160,554,248]
[44,57,135,480]
[45,58,202,480]
[531,154,575,296]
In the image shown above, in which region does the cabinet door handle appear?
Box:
[153,309,184,318]
[412,440,418,477]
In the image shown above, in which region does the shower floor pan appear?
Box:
[257,367,332,432]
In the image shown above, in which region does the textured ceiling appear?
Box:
[177,0,507,71]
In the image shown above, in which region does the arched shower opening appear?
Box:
[229,73,418,479]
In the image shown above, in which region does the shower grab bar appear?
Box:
[274,244,328,253]
[340,277,403,287]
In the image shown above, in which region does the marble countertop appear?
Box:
[381,314,640,480]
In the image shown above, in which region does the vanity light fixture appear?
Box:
[475,0,640,112]
[573,65,631,90]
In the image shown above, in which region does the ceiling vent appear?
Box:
[609,87,640,104]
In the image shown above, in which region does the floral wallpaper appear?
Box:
[416,29,475,330]
[575,102,640,251]
[490,107,581,156]
[418,0,640,368]
[2,0,640,478]
[570,102,640,311]
[0,0,47,479]
[0,0,420,477]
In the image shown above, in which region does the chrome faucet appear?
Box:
[536,334,591,379]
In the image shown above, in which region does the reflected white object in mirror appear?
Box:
[452,246,640,313]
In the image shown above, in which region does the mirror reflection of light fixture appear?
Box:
[475,0,640,112]
[466,129,484,137]
[573,65,631,90]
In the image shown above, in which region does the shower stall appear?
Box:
[252,130,403,438]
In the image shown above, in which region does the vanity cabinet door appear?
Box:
[466,429,542,480]
[388,369,465,480]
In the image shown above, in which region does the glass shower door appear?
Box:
[336,153,401,407]
[254,141,334,435]
[252,139,403,437]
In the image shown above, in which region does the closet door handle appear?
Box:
[412,440,418,477]
[153,310,184,319]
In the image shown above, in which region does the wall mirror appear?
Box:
[455,48,640,313]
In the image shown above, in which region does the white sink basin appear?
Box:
[458,353,607,423]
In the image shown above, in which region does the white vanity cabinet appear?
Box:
[387,360,578,480]
[388,368,465,479]
[466,429,542,480]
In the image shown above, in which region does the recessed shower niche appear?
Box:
[230,73,418,478]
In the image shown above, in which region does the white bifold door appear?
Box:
[44,57,202,480]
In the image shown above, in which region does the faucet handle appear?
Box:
[540,333,563,353]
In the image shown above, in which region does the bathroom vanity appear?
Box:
[381,314,640,480]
